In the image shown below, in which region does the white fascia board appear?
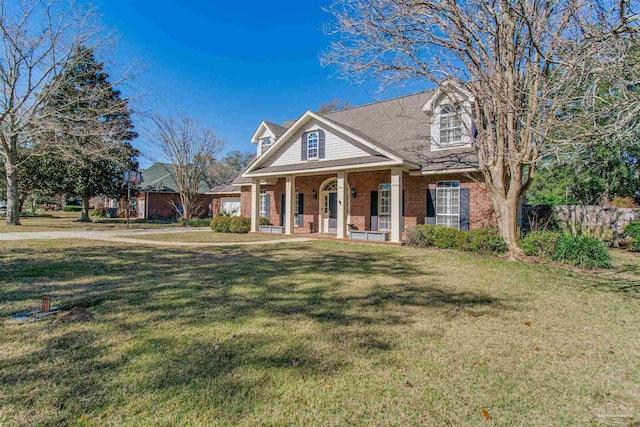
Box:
[244,160,409,178]
[410,167,480,176]
[250,121,269,144]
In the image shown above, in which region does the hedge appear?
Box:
[210,216,231,233]
[259,217,271,226]
[229,216,251,233]
[62,206,82,212]
[520,231,561,258]
[407,225,507,255]
[624,221,640,251]
[521,231,612,269]
[210,216,251,233]
[186,218,211,227]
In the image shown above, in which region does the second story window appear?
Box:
[259,137,272,154]
[439,103,463,146]
[307,132,318,159]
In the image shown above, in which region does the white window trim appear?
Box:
[307,131,319,160]
[294,191,300,227]
[378,183,391,231]
[431,99,473,151]
[259,189,267,218]
[259,137,272,154]
[435,181,460,228]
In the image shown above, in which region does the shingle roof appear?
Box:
[236,90,480,185]
[208,183,241,194]
[320,91,478,170]
[140,163,210,194]
[263,121,288,138]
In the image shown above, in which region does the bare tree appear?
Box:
[322,0,640,254]
[318,98,351,113]
[204,150,254,189]
[150,115,225,221]
[0,0,127,225]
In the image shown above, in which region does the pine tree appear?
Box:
[40,46,139,221]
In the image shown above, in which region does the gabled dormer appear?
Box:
[422,79,476,151]
[250,121,288,156]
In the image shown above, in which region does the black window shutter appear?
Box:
[370,191,378,216]
[318,130,326,159]
[370,190,378,230]
[280,193,286,226]
[298,193,304,226]
[426,189,436,224]
[460,188,470,230]
[402,190,405,216]
[265,194,270,224]
[301,132,308,161]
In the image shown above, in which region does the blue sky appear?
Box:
[92,0,430,167]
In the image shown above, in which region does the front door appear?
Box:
[328,192,337,233]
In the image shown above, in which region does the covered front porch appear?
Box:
[248,168,407,243]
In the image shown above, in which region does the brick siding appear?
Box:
[240,171,495,233]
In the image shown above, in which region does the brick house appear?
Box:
[231,84,497,242]
[209,183,242,216]
[131,163,212,219]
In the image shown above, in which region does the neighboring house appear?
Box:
[126,163,212,219]
[232,83,497,242]
[209,182,242,216]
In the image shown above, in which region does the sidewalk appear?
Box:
[0,227,314,247]
[0,227,211,241]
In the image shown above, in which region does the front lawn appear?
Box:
[125,231,292,243]
[0,211,180,233]
[1,240,638,426]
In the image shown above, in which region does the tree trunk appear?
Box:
[489,189,522,257]
[4,151,21,226]
[80,195,92,222]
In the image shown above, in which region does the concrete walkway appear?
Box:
[90,236,315,247]
[0,227,313,246]
[0,227,211,241]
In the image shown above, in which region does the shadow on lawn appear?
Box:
[0,241,510,423]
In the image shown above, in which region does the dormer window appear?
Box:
[307,132,319,160]
[259,137,272,154]
[439,103,463,146]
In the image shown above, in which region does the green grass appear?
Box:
[0,240,638,426]
[125,231,290,243]
[0,211,179,233]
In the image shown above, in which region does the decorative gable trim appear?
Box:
[422,78,475,115]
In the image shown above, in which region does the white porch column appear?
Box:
[336,171,348,239]
[391,168,403,242]
[285,175,296,235]
[250,178,260,232]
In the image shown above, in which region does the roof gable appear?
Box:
[244,111,415,176]
[250,120,288,144]
[140,163,210,193]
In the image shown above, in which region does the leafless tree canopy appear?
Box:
[318,98,351,113]
[0,0,133,225]
[150,114,225,221]
[322,0,640,252]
